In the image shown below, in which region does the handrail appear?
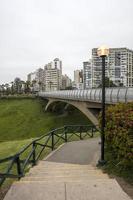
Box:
[38,87,133,104]
[0,124,97,187]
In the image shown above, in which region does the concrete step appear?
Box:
[26,170,105,177]
[34,164,96,168]
[30,164,97,170]
[29,168,98,172]
[17,179,112,183]
[21,174,109,181]
[4,180,132,200]
[30,167,97,172]
[30,166,96,171]
[38,161,95,168]
[40,161,91,165]
[37,163,95,168]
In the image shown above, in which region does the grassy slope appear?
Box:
[0,99,90,142]
[0,98,92,189]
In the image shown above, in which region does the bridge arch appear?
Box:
[44,98,99,127]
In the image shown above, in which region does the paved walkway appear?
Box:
[46,138,100,166]
[4,138,132,200]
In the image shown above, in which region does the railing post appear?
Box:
[80,126,83,140]
[64,126,68,142]
[91,127,94,137]
[51,131,54,151]
[16,156,23,179]
[32,141,36,166]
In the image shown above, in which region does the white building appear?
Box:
[44,58,62,91]
[27,72,36,83]
[27,69,44,92]
[83,61,92,89]
[61,74,72,90]
[35,68,44,91]
[74,69,83,89]
[91,47,133,88]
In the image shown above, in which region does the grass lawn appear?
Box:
[0,98,97,194]
[0,98,91,142]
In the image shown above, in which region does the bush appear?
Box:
[101,103,133,168]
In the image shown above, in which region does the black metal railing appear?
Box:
[0,125,97,187]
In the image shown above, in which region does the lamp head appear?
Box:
[97,46,109,57]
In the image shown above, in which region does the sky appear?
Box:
[0,0,133,83]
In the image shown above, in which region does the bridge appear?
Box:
[38,87,133,126]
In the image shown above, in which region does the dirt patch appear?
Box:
[115,177,133,199]
[0,185,11,200]
[107,174,133,199]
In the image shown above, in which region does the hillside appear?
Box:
[0,98,90,142]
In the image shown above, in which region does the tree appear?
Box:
[38,81,42,91]
[5,83,10,95]
[98,77,117,88]
[10,81,14,94]
[14,77,22,93]
[25,81,31,93]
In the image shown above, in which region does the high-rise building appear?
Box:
[92,48,133,87]
[74,69,83,89]
[27,72,36,83]
[27,68,44,91]
[44,58,62,91]
[83,61,92,89]
[61,74,72,90]
[35,68,44,83]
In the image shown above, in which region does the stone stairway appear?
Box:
[4,161,132,200]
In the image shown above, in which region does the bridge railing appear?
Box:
[0,125,98,187]
[38,87,133,103]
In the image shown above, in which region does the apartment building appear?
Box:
[91,47,133,87]
[74,69,83,89]
[44,58,62,91]
[35,68,44,83]
[61,74,72,90]
[27,68,44,91]
[83,61,92,89]
[27,72,36,83]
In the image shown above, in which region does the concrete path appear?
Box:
[4,138,132,200]
[46,138,100,166]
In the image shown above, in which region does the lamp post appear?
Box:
[97,46,109,165]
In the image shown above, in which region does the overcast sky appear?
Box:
[0,0,133,83]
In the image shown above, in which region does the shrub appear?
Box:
[100,103,133,168]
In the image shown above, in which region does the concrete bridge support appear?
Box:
[45,99,99,126]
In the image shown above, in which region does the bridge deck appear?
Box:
[39,87,133,104]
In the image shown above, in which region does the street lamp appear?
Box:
[97,46,109,165]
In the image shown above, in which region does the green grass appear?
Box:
[0,99,91,142]
[0,98,95,190]
[0,139,34,159]
[0,129,98,189]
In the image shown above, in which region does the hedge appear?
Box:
[101,102,133,167]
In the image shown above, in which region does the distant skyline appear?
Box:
[0,0,133,84]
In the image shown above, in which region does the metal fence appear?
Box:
[0,125,97,187]
[38,87,133,103]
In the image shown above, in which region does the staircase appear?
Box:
[4,160,132,200]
